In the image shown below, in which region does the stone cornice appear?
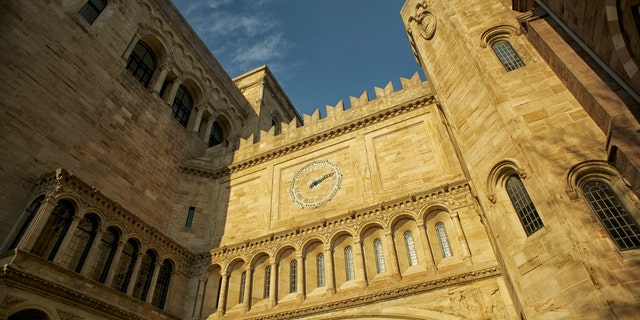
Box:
[246,266,501,320]
[180,95,436,179]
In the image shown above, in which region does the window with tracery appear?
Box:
[67,214,98,272]
[404,231,419,266]
[317,253,325,287]
[32,199,74,261]
[152,260,173,309]
[238,271,247,303]
[112,239,138,293]
[491,40,525,71]
[344,246,355,281]
[133,250,157,301]
[506,175,544,236]
[289,260,297,293]
[582,180,640,250]
[373,238,386,274]
[126,41,156,87]
[91,227,119,283]
[8,196,44,250]
[263,265,271,298]
[171,85,192,127]
[78,0,107,24]
[436,222,453,258]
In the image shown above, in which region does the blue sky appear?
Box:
[171,0,424,117]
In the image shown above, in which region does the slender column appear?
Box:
[163,79,181,104]
[53,215,82,265]
[203,117,215,145]
[104,240,125,287]
[384,231,402,280]
[216,272,228,316]
[80,228,105,276]
[450,211,472,262]
[268,259,277,307]
[353,239,368,288]
[323,245,335,296]
[127,251,145,294]
[190,105,205,133]
[417,224,436,272]
[145,262,162,302]
[243,266,253,312]
[18,197,57,251]
[295,253,305,302]
[151,66,169,94]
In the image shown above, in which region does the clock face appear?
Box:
[289,160,343,208]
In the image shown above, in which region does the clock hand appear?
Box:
[308,172,335,188]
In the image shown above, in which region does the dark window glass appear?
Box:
[263,265,271,298]
[126,41,156,87]
[133,250,157,301]
[272,119,281,136]
[152,260,173,309]
[112,239,138,293]
[289,260,297,293]
[582,180,640,250]
[491,40,525,71]
[8,309,49,320]
[208,121,224,147]
[9,196,44,250]
[185,206,195,228]
[78,0,107,24]
[238,271,246,303]
[506,175,544,236]
[32,200,74,261]
[91,227,119,283]
[67,215,99,272]
[172,85,193,127]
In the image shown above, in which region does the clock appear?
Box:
[289,160,343,208]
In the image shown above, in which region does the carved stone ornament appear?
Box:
[409,2,437,40]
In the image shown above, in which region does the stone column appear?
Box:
[127,251,145,295]
[163,79,181,105]
[80,228,105,276]
[295,253,305,302]
[145,262,162,302]
[216,272,228,316]
[384,231,402,280]
[190,105,205,133]
[323,245,335,296]
[104,240,125,287]
[243,266,253,312]
[417,224,436,272]
[18,197,57,252]
[151,66,169,94]
[203,116,215,146]
[53,215,83,265]
[268,259,277,307]
[450,211,472,262]
[353,239,368,288]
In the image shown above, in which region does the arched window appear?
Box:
[133,250,157,301]
[272,119,281,136]
[91,227,119,283]
[582,180,640,250]
[436,222,453,258]
[263,265,271,298]
[344,246,355,281]
[289,260,297,293]
[506,175,544,236]
[171,85,192,127]
[8,196,44,250]
[373,238,386,274]
[8,309,49,320]
[152,260,173,309]
[209,121,224,147]
[316,253,325,287]
[32,199,74,261]
[112,239,139,293]
[66,214,99,272]
[126,41,156,87]
[491,40,525,71]
[404,231,419,266]
[78,0,107,24]
[238,271,247,303]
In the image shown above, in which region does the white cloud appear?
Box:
[232,34,285,64]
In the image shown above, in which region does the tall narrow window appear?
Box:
[78,0,107,24]
[263,265,271,298]
[32,199,74,261]
[112,239,139,293]
[289,260,297,293]
[373,238,386,274]
[582,180,640,250]
[8,196,44,250]
[238,271,247,303]
[506,175,544,236]
[152,260,173,309]
[66,214,99,272]
[133,250,157,301]
[272,119,281,136]
[185,206,195,228]
[209,121,224,147]
[126,41,156,87]
[316,253,325,287]
[91,227,119,283]
[403,231,419,266]
[436,222,453,258]
[344,246,355,281]
[172,85,192,127]
[491,40,525,71]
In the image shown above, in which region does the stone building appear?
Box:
[0,0,639,319]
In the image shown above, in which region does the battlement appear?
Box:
[232,72,433,161]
